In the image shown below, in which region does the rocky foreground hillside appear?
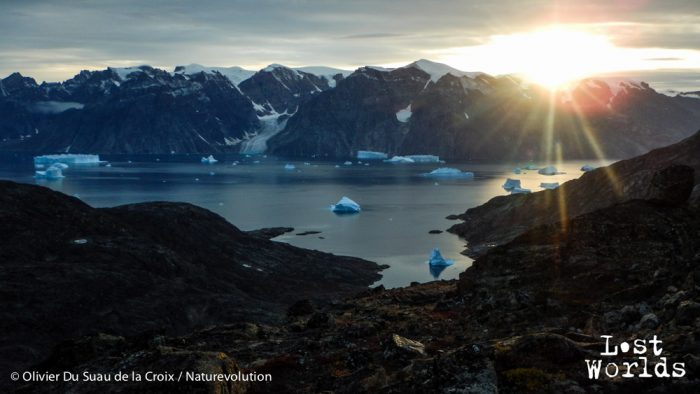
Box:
[8,142,700,393]
[2,60,699,158]
[0,181,384,390]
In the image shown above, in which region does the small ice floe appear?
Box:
[384,156,415,164]
[72,239,88,245]
[343,161,353,166]
[523,163,539,170]
[303,162,311,166]
[540,182,559,190]
[201,155,218,164]
[581,164,596,172]
[428,248,454,267]
[502,178,521,191]
[513,167,521,174]
[537,166,557,175]
[364,163,370,166]
[284,164,296,170]
[34,165,65,180]
[331,196,361,214]
[423,167,474,178]
[105,163,112,167]
[334,165,340,168]
[209,171,216,176]
[357,150,388,160]
[511,187,531,194]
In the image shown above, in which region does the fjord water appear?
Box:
[0,155,602,288]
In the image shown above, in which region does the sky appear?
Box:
[1,0,699,91]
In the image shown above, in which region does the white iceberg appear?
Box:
[511,187,531,194]
[357,150,388,160]
[540,182,559,190]
[502,178,521,191]
[406,155,442,163]
[34,154,102,168]
[383,156,415,164]
[284,164,296,170]
[423,167,474,178]
[34,165,65,180]
[581,164,596,172]
[428,248,454,266]
[331,196,361,214]
[538,166,557,175]
[201,155,218,164]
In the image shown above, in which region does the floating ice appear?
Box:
[343,161,353,166]
[511,187,531,194]
[201,155,218,164]
[513,167,521,174]
[357,150,388,160]
[34,154,102,168]
[34,165,65,180]
[581,164,596,172]
[284,164,296,170]
[540,182,559,190]
[406,155,442,163]
[538,166,557,175]
[423,167,474,178]
[384,156,415,164]
[523,163,539,170]
[428,248,454,267]
[331,196,361,214]
[502,178,521,191]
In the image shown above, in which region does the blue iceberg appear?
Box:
[537,165,558,175]
[34,154,102,168]
[201,155,218,164]
[331,196,361,214]
[428,248,454,267]
[502,178,521,191]
[540,182,559,190]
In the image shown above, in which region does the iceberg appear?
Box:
[357,150,388,160]
[343,161,353,166]
[34,165,65,180]
[502,178,521,191]
[428,248,454,266]
[581,164,596,172]
[511,187,531,194]
[201,155,218,164]
[423,167,474,178]
[331,196,361,214]
[540,182,559,190]
[284,164,296,170]
[34,154,102,168]
[383,156,415,164]
[406,155,442,163]
[537,166,557,175]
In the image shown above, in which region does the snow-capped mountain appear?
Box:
[1,60,699,158]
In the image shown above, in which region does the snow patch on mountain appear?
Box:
[174,64,255,86]
[396,104,412,123]
[404,59,483,82]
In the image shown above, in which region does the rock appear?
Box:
[306,312,336,329]
[428,229,443,234]
[645,164,695,205]
[676,301,700,325]
[296,230,321,236]
[387,334,426,357]
[640,313,660,329]
[620,305,640,324]
[287,299,316,317]
[247,226,294,239]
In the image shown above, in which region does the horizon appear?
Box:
[1,0,699,91]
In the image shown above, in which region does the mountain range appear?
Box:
[1,59,699,160]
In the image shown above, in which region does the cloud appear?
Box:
[0,0,698,82]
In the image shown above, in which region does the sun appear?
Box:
[442,27,619,90]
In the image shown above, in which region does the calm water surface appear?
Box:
[0,154,609,288]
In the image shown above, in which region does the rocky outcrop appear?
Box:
[0,181,384,387]
[449,130,700,256]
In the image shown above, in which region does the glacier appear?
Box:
[428,248,454,266]
[423,167,474,178]
[331,196,361,214]
[357,150,388,160]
